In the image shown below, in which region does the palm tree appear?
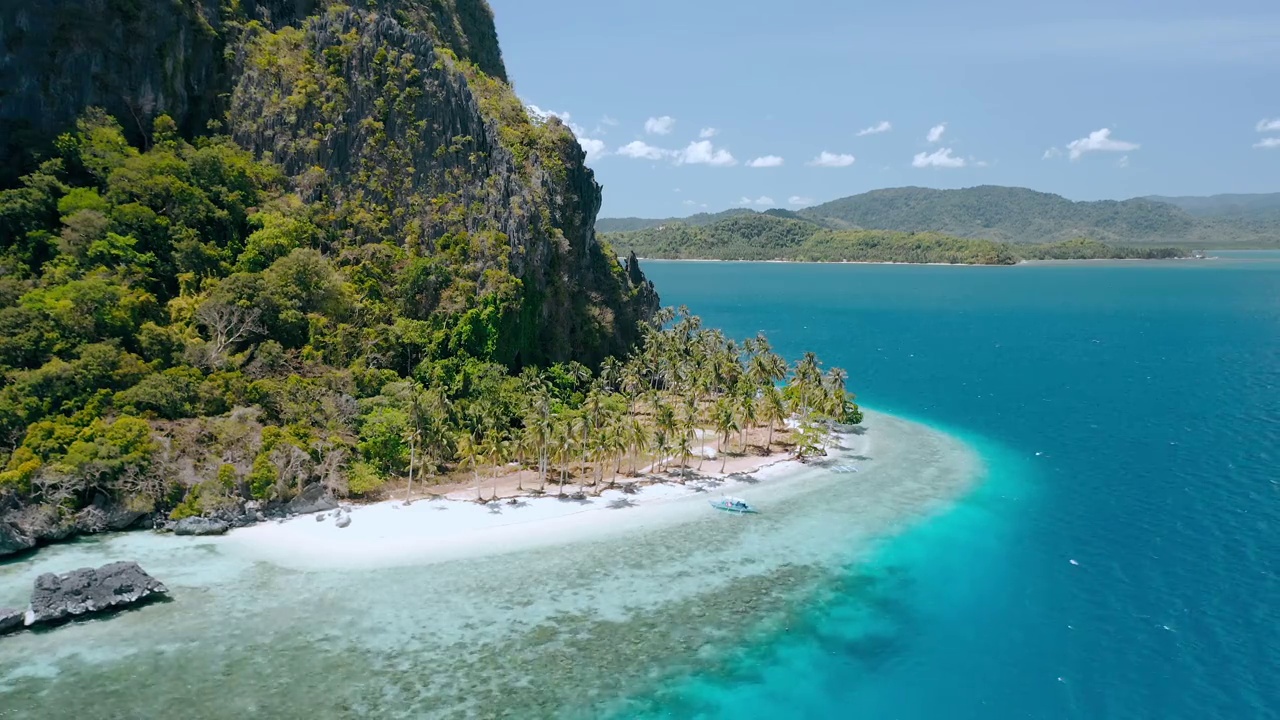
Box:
[456,432,483,501]
[624,415,648,476]
[736,385,757,452]
[485,432,510,501]
[713,396,739,474]
[654,401,677,472]
[761,384,788,452]
[550,419,570,496]
[678,397,698,473]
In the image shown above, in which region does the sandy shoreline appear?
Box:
[220,437,848,570]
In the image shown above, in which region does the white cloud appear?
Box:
[748,155,785,168]
[857,121,892,136]
[737,196,775,207]
[602,115,619,126]
[1043,147,1063,160]
[1066,128,1139,160]
[578,138,607,162]
[808,151,856,167]
[1255,137,1280,149]
[912,148,966,168]
[1256,118,1280,132]
[926,123,947,143]
[645,116,676,135]
[616,141,671,161]
[699,127,719,139]
[974,159,990,167]
[1116,155,1130,168]
[788,196,815,206]
[675,140,737,166]
[526,105,586,137]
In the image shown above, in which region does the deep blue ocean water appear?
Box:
[633,255,1280,719]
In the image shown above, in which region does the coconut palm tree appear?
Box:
[713,396,739,474]
[653,401,676,471]
[761,384,788,452]
[736,384,757,452]
[456,432,483,501]
[679,396,698,473]
[484,432,510,501]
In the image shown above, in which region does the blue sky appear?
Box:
[488,0,1280,218]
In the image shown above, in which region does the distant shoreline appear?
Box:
[634,256,1219,267]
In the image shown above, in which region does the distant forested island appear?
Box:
[604,213,1187,265]
[599,186,1280,249]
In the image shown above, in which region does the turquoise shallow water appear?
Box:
[633,255,1280,719]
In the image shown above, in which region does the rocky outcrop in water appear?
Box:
[23,561,168,627]
[172,517,230,536]
[0,608,23,635]
[0,520,35,557]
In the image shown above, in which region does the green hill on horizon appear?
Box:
[603,212,1187,265]
[600,185,1279,247]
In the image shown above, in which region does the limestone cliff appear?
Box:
[0,0,656,366]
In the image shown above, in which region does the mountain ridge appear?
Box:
[600,185,1279,246]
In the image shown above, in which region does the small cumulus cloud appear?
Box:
[1256,118,1280,132]
[601,115,619,126]
[1255,137,1280,149]
[1116,155,1130,168]
[1066,128,1139,160]
[788,196,815,206]
[1043,147,1063,160]
[616,140,671,161]
[926,123,947,143]
[699,127,719,139]
[675,140,736,166]
[912,148,966,168]
[748,155,785,168]
[808,151,856,167]
[578,138,607,162]
[857,121,892,136]
[645,116,676,135]
[737,196,775,207]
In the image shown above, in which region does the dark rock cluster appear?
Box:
[2,562,168,635]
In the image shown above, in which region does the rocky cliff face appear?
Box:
[0,0,656,365]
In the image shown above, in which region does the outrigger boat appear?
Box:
[709,496,758,514]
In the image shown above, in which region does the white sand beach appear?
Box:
[221,435,849,571]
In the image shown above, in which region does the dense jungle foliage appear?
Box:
[605,213,1186,264]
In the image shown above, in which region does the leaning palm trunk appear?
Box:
[406,435,415,502]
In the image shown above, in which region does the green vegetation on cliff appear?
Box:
[0,116,854,534]
[0,0,665,547]
[605,213,1186,264]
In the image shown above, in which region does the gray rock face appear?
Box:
[172,517,229,536]
[25,562,168,627]
[0,608,23,635]
[72,498,148,535]
[335,514,351,529]
[0,521,36,557]
[286,484,338,515]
